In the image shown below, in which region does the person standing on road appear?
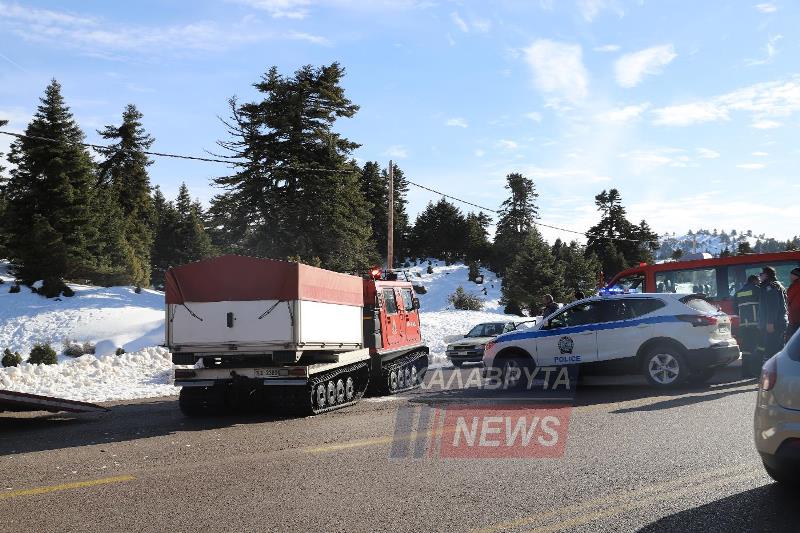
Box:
[734,274,761,378]
[756,266,788,365]
[542,294,560,317]
[786,267,800,342]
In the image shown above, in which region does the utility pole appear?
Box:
[387,160,394,270]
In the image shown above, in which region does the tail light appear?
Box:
[761,356,778,391]
[484,340,495,353]
[676,314,718,327]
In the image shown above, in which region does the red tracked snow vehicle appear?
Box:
[165,255,428,415]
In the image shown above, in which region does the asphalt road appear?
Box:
[1,363,798,533]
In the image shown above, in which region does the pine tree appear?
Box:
[464,211,492,262]
[493,173,539,275]
[150,186,180,287]
[0,118,8,257]
[501,228,565,316]
[585,189,658,278]
[556,241,601,296]
[5,80,101,285]
[96,104,155,286]
[174,183,215,265]
[409,198,468,260]
[214,64,373,272]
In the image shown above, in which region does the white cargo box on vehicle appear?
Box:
[165,255,364,354]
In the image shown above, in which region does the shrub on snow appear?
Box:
[28,343,58,365]
[2,348,23,367]
[9,283,20,294]
[448,286,483,311]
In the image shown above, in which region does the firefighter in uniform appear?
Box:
[756,266,788,366]
[734,275,761,378]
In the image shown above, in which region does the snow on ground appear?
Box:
[0,259,516,402]
[0,347,177,402]
[403,259,518,366]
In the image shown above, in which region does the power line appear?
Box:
[0,128,659,244]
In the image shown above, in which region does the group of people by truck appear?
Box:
[735,266,800,377]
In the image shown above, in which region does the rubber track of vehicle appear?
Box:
[302,360,370,416]
[375,350,429,396]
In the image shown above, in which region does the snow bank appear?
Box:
[0,347,177,402]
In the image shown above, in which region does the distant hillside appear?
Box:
[657,229,798,259]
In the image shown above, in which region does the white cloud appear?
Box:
[595,103,650,123]
[233,0,312,18]
[449,10,490,33]
[653,76,800,127]
[0,2,331,56]
[594,44,620,52]
[737,163,766,170]
[474,149,485,157]
[445,117,468,128]
[498,139,519,150]
[614,44,677,88]
[450,11,469,32]
[523,39,589,103]
[523,165,611,182]
[696,148,721,159]
[618,148,692,172]
[384,145,408,159]
[286,31,331,45]
[746,35,782,66]
[524,111,543,122]
[752,151,769,156]
[755,3,778,13]
[652,102,729,126]
[752,119,781,129]
[577,0,623,22]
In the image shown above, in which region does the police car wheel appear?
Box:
[643,347,686,388]
[497,356,528,389]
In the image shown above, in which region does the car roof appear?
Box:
[582,292,693,303]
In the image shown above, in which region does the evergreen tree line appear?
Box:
[0,66,659,300]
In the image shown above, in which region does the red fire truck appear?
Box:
[605,251,800,324]
[165,255,429,415]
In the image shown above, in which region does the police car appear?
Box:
[482,292,740,388]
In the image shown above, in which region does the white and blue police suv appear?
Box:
[482,293,740,388]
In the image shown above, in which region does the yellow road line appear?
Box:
[526,470,759,533]
[0,475,135,500]
[304,436,395,454]
[471,465,756,533]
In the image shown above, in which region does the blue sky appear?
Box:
[1,0,799,241]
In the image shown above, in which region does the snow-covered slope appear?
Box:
[403,260,515,365]
[658,231,762,258]
[0,259,515,402]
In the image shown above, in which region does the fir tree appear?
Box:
[150,186,180,287]
[96,104,155,286]
[556,241,601,296]
[5,80,101,284]
[214,63,373,272]
[409,198,468,261]
[493,173,539,275]
[501,228,565,316]
[464,211,492,262]
[174,183,215,265]
[0,118,8,257]
[585,189,658,278]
